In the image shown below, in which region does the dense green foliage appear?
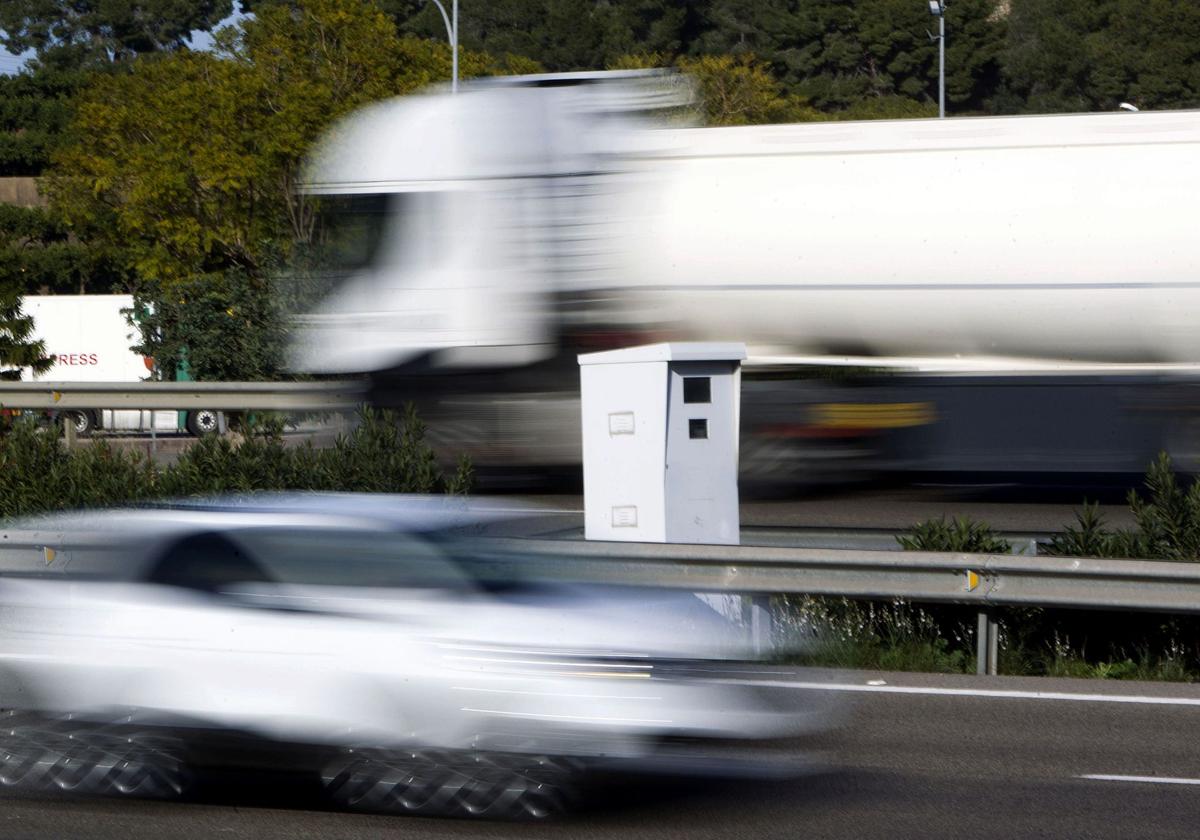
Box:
[255,0,1200,116]
[0,407,472,520]
[380,0,1001,113]
[126,270,287,382]
[998,0,1200,113]
[0,203,129,295]
[0,66,82,176]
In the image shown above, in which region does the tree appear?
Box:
[46,51,271,285]
[0,66,84,176]
[690,0,1004,114]
[679,53,822,124]
[375,0,699,73]
[0,0,234,67]
[0,204,129,295]
[1000,0,1200,113]
[128,269,287,382]
[0,290,52,381]
[611,51,821,125]
[0,64,131,298]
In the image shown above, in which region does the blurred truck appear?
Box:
[22,295,221,437]
[289,71,1200,486]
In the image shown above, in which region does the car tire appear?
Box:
[0,711,190,799]
[185,409,220,437]
[322,749,579,819]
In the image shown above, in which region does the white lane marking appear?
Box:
[445,655,651,669]
[461,707,670,725]
[720,679,1200,707]
[1081,774,1200,786]
[452,686,661,701]
[487,507,582,515]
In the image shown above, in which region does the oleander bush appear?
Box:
[0,405,471,520]
[1047,453,1200,561]
[0,418,156,517]
[896,516,1012,554]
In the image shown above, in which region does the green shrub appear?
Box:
[0,418,155,518]
[1049,453,1200,560]
[0,406,472,520]
[1124,452,1200,560]
[896,516,1012,554]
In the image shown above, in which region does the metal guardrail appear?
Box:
[0,381,366,412]
[477,538,1200,675]
[490,538,1200,613]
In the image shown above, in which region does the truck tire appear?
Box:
[62,410,95,437]
[185,409,220,437]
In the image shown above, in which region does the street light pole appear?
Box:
[928,0,945,118]
[428,0,459,93]
[938,4,944,119]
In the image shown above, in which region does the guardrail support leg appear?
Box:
[749,594,772,656]
[976,610,999,675]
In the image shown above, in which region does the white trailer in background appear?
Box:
[21,295,221,436]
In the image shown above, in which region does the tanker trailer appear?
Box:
[290,71,1200,485]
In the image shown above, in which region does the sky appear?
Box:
[0,45,32,75]
[0,11,249,75]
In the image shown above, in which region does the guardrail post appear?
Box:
[976,609,999,675]
[749,594,772,656]
[63,415,76,449]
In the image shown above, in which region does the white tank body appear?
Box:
[603,111,1200,363]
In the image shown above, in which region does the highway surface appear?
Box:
[3,669,1198,839]
[518,487,1136,535]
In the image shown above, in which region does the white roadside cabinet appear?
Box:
[578,342,745,545]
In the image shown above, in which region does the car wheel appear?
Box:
[322,749,579,819]
[185,409,220,437]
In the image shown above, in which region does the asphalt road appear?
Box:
[4,669,1199,839]
[516,487,1135,535]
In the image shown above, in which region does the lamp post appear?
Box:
[928,0,945,118]
[428,0,458,93]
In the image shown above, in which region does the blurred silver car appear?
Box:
[0,495,830,817]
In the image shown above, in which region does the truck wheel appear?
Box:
[185,410,220,437]
[63,410,94,437]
